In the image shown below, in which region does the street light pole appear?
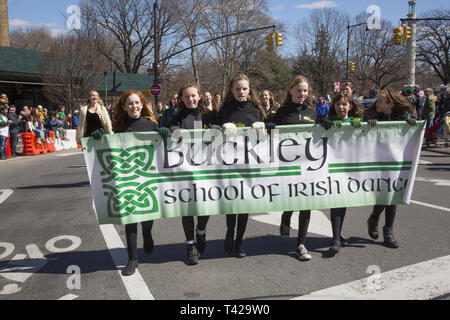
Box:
[407,0,417,87]
[153,0,158,106]
[345,21,366,82]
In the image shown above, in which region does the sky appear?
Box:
[6,0,450,57]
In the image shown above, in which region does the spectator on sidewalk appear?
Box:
[7,105,22,157]
[0,106,9,160]
[72,110,79,129]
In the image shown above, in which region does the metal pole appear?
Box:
[407,3,417,87]
[153,1,158,106]
[346,21,350,81]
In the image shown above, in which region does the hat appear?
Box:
[37,105,43,109]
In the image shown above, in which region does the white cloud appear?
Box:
[9,19,32,27]
[294,1,337,9]
[270,5,285,11]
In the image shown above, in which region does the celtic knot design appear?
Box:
[96,145,159,219]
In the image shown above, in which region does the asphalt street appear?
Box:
[0,145,449,302]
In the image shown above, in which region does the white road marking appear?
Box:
[0,189,13,205]
[418,160,432,165]
[410,200,450,213]
[293,255,450,300]
[57,294,79,300]
[54,152,82,157]
[0,283,21,295]
[415,177,450,186]
[99,224,155,300]
[251,210,333,237]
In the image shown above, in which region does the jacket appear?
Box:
[76,103,113,144]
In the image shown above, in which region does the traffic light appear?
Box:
[275,32,283,49]
[265,32,274,52]
[349,62,355,72]
[403,25,411,42]
[393,26,403,45]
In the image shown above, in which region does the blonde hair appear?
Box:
[281,75,313,109]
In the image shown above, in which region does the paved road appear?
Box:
[0,146,449,301]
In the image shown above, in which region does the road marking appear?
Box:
[415,177,450,186]
[0,189,13,205]
[57,294,79,300]
[293,254,450,300]
[54,152,82,157]
[251,210,333,237]
[99,224,155,300]
[410,200,450,213]
[418,160,432,165]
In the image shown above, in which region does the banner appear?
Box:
[82,121,425,225]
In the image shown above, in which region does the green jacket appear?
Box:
[422,97,435,118]
[0,114,9,126]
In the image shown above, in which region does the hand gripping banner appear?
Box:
[82,122,425,225]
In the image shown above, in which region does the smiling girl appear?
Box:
[326,92,362,255]
[112,90,159,276]
[169,83,210,265]
[273,75,332,261]
[218,74,267,258]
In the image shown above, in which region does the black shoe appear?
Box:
[196,230,206,254]
[367,216,379,240]
[383,227,399,248]
[329,241,341,254]
[122,259,138,276]
[234,242,246,258]
[143,235,154,255]
[186,243,199,265]
[279,223,290,238]
[224,231,234,254]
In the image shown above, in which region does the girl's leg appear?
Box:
[196,216,210,254]
[224,214,236,254]
[367,205,385,239]
[383,205,399,248]
[234,214,249,258]
[182,216,199,265]
[296,210,312,261]
[141,220,154,254]
[329,208,346,254]
[280,211,293,237]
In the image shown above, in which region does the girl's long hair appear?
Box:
[281,75,313,109]
[329,92,361,119]
[260,89,276,108]
[379,89,415,119]
[223,74,266,118]
[112,90,156,133]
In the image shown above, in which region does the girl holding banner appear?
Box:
[112,90,159,276]
[365,89,416,249]
[326,92,362,254]
[169,83,211,266]
[218,74,267,258]
[273,75,332,261]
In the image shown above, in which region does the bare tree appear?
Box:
[173,0,212,86]
[200,0,273,93]
[350,15,407,93]
[10,27,54,52]
[78,0,181,74]
[416,9,450,85]
[294,8,348,96]
[40,34,103,114]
